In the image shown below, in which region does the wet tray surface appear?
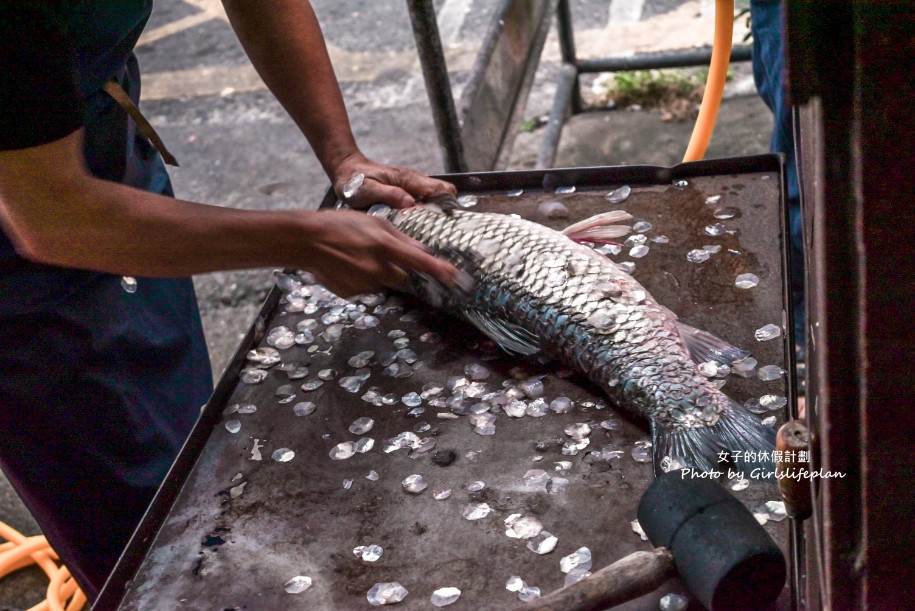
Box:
[103,157,792,610]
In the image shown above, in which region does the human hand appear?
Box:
[299,209,461,297]
[330,151,456,209]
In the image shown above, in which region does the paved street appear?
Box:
[1,1,770,608]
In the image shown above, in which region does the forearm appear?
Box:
[0,133,312,277]
[222,0,359,181]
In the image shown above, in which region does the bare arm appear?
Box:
[221,0,454,207]
[0,131,457,296]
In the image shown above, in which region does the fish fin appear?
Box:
[652,399,776,477]
[562,210,633,243]
[676,321,750,365]
[461,309,543,356]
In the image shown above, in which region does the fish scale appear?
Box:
[381,204,775,473]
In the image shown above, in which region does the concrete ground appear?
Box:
[1,1,771,608]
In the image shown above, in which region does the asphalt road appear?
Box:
[1,1,769,608]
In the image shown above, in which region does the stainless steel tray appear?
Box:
[96,156,797,610]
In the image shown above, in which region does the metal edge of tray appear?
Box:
[94,153,795,609]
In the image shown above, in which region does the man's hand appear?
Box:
[330,151,456,210]
[299,209,459,297]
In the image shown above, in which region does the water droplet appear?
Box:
[564,423,591,440]
[560,547,593,573]
[704,223,726,237]
[367,582,408,606]
[275,384,296,402]
[673,179,689,189]
[457,195,478,208]
[430,587,461,607]
[349,417,375,435]
[651,234,670,243]
[731,356,758,378]
[354,544,384,562]
[120,276,138,293]
[756,500,788,522]
[366,470,379,481]
[632,221,652,233]
[687,249,711,263]
[538,200,570,218]
[631,440,652,463]
[272,448,295,462]
[348,437,371,454]
[523,469,551,488]
[660,592,689,611]
[606,185,631,203]
[300,379,324,391]
[714,206,741,220]
[229,481,247,498]
[754,323,782,341]
[267,326,296,349]
[555,185,576,194]
[527,531,558,554]
[342,172,364,199]
[293,401,316,416]
[729,475,750,491]
[433,488,452,500]
[461,502,492,520]
[225,419,241,434]
[705,194,722,205]
[733,273,761,290]
[247,347,281,368]
[240,368,268,384]
[330,442,356,460]
[402,474,428,494]
[762,415,777,426]
[549,396,574,413]
[757,365,785,381]
[506,188,524,197]
[504,515,544,539]
[760,394,788,411]
[285,575,313,594]
[629,244,649,258]
[348,351,375,368]
[466,480,486,492]
[619,261,636,273]
[518,586,541,602]
[506,576,524,592]
[565,568,592,586]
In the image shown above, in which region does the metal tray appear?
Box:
[96,156,797,610]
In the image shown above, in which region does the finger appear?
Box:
[382,167,457,201]
[381,226,461,286]
[349,181,415,209]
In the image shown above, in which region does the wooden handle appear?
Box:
[775,419,812,519]
[519,548,676,611]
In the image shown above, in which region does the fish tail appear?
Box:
[652,399,776,477]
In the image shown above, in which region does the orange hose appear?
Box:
[0,521,85,611]
[682,0,734,162]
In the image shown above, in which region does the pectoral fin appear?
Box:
[562,210,633,244]
[462,309,543,356]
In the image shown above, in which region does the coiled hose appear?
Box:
[0,521,86,611]
[682,0,735,162]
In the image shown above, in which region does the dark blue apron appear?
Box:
[0,1,212,598]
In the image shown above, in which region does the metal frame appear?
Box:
[408,0,753,172]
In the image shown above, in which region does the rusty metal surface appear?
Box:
[101,158,792,610]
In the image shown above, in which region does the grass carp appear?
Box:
[371,198,775,474]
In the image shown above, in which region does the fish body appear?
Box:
[377,203,774,473]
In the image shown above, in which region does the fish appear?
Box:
[369,197,775,474]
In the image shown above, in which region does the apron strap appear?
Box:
[102,79,179,167]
